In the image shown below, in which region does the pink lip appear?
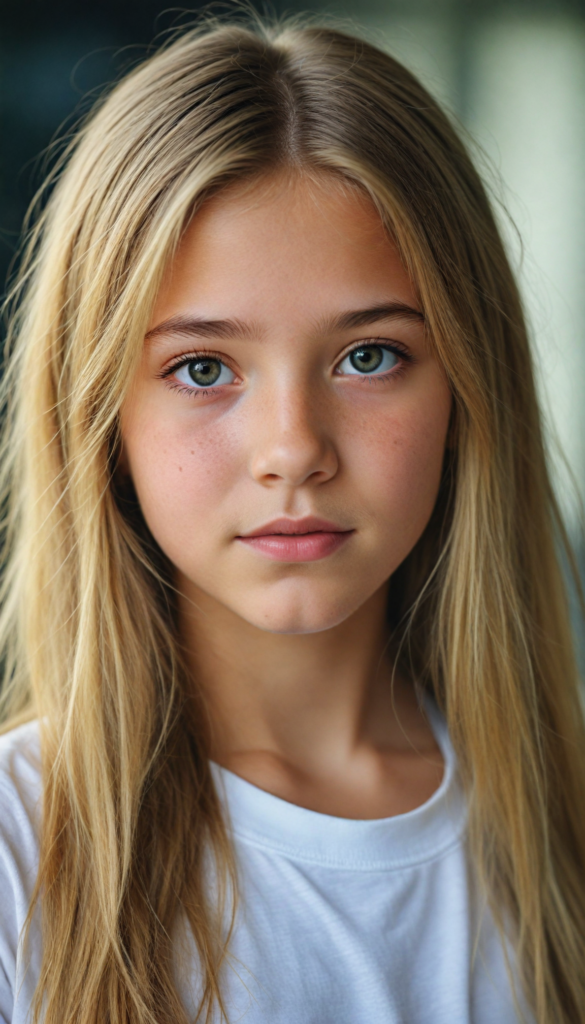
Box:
[237,517,354,563]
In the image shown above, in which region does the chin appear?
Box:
[241,590,360,635]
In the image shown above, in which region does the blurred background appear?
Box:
[1,0,584,647]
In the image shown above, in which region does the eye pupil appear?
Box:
[350,346,383,373]
[188,359,221,386]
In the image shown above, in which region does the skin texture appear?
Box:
[120,173,453,818]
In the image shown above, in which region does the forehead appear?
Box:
[151,172,419,332]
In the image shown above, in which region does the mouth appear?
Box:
[236,516,354,563]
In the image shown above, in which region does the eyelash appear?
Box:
[338,338,413,386]
[157,348,237,398]
[157,339,413,397]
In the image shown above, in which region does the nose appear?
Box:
[248,386,338,488]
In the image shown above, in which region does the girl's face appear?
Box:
[121,174,452,634]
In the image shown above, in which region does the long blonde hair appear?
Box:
[1,15,584,1024]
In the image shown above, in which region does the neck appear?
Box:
[178,579,401,770]
[177,577,444,819]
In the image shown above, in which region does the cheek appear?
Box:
[347,394,450,541]
[123,412,241,547]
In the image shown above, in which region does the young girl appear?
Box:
[0,15,584,1024]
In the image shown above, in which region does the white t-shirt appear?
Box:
[0,706,530,1023]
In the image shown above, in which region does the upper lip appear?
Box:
[238,516,352,538]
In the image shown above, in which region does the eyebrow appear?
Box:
[145,314,258,343]
[323,302,425,332]
[145,302,425,344]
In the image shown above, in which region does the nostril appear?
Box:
[250,433,339,488]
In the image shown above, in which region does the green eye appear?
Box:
[172,357,236,389]
[350,347,383,372]
[188,359,222,386]
[338,345,399,376]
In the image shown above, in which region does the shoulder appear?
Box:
[0,719,42,917]
[0,720,42,841]
[0,719,42,909]
[0,721,43,1023]
[0,718,42,902]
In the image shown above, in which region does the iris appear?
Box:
[188,359,222,386]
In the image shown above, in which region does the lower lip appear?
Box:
[237,531,353,562]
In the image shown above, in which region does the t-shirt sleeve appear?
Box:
[0,724,42,1024]
[0,960,11,1024]
[0,787,19,1023]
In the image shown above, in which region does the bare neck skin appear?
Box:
[180,579,443,819]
